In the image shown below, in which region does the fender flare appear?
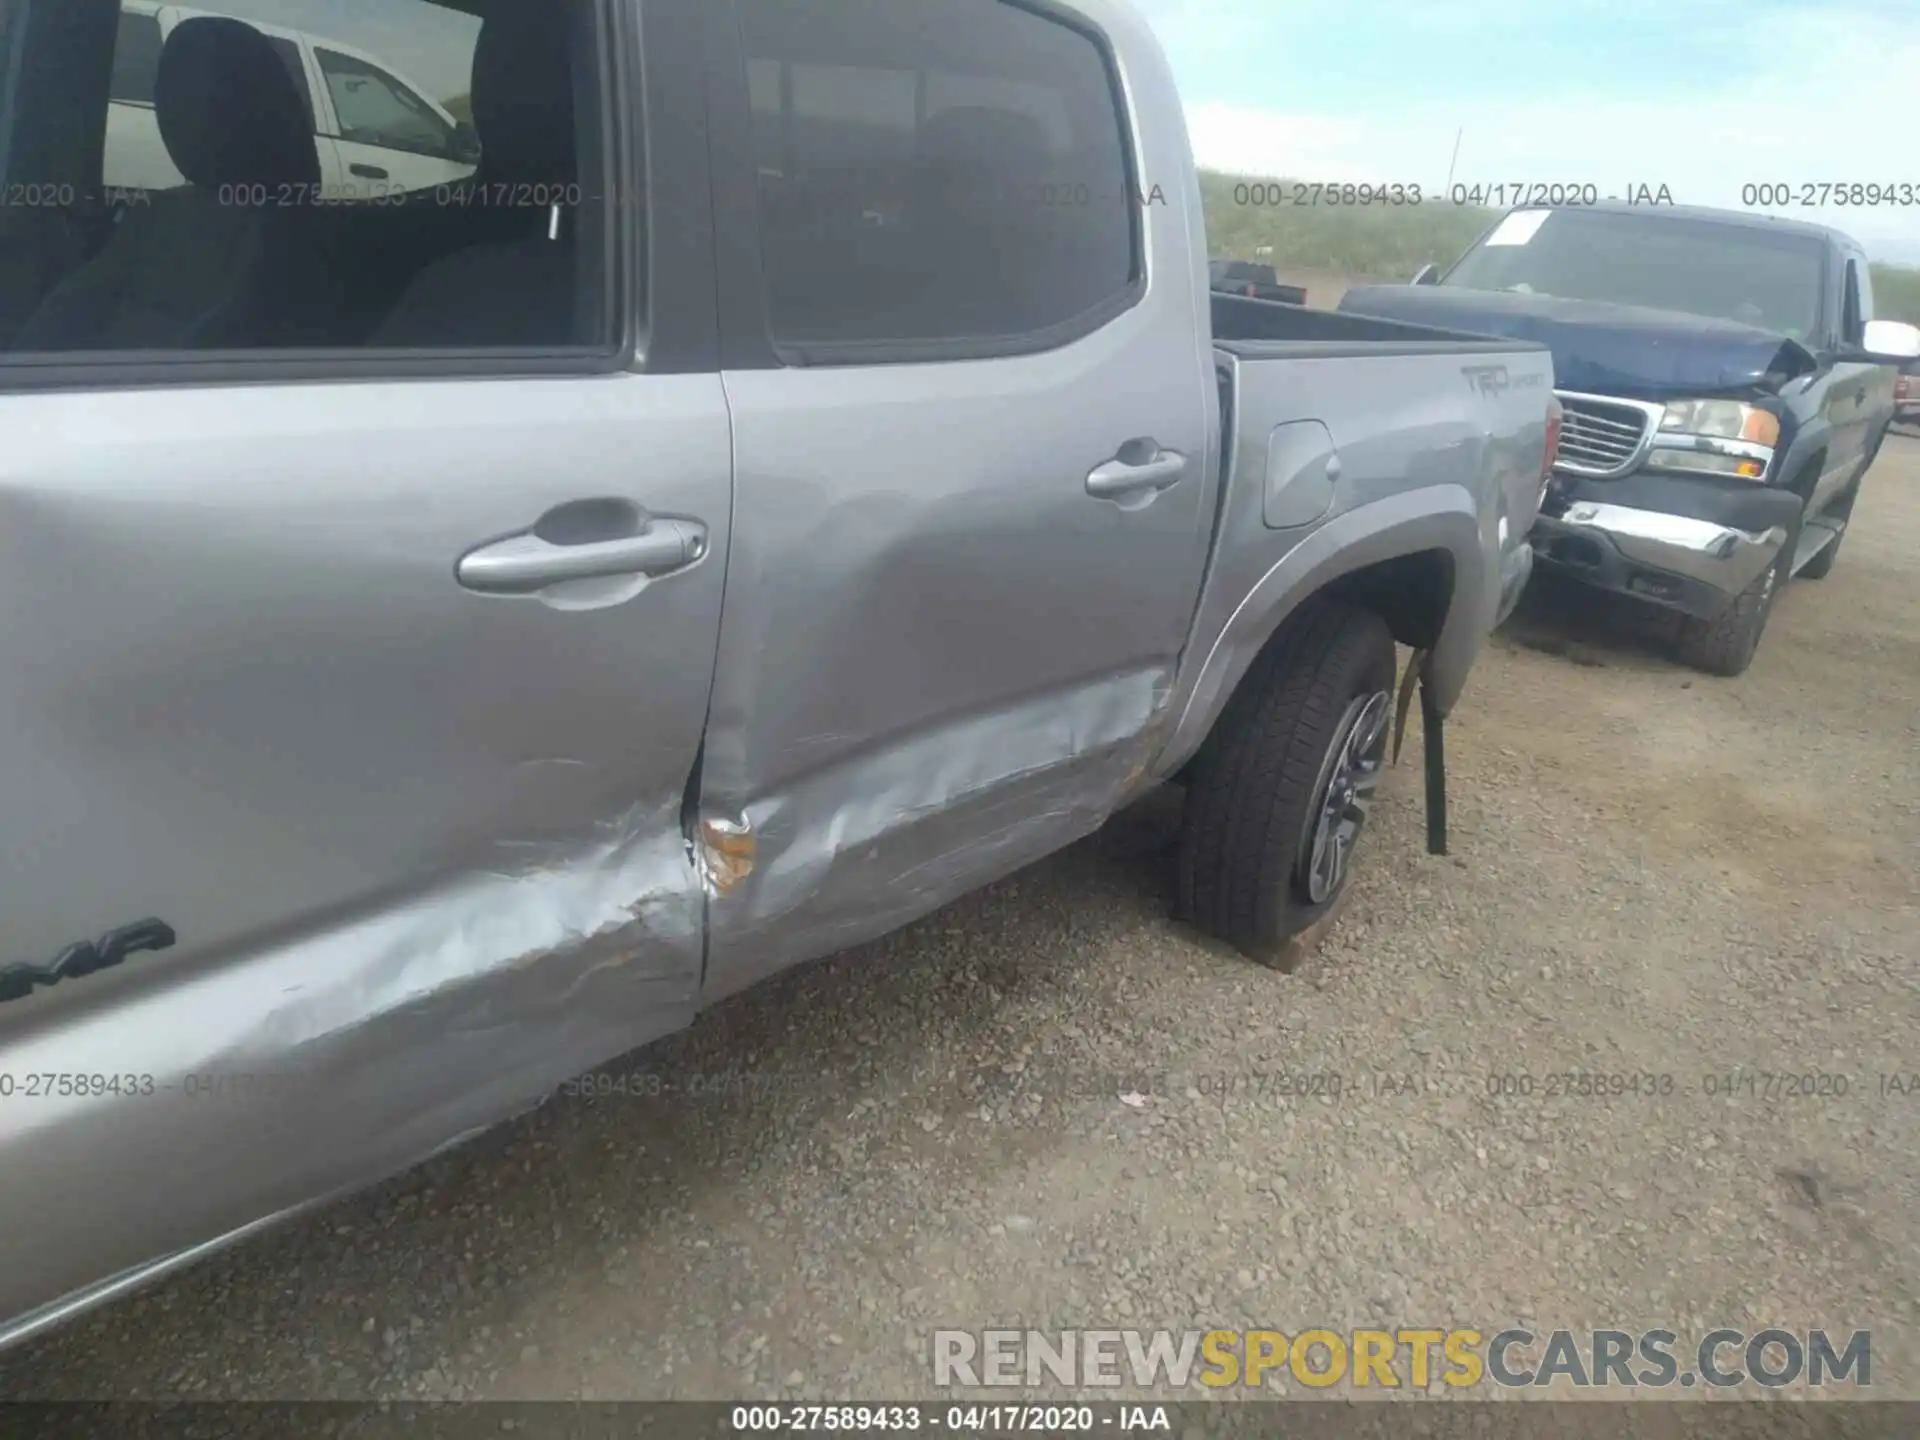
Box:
[1154,486,1492,781]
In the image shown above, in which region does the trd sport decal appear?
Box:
[0,919,176,1005]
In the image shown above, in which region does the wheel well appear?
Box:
[1169,550,1454,786]
[1319,549,1455,651]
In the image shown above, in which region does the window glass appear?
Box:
[318,47,456,160]
[1842,261,1862,343]
[738,0,1136,351]
[3,0,610,359]
[923,70,1073,150]
[1444,209,1826,342]
[109,11,164,105]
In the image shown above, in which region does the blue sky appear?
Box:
[1133,0,1920,263]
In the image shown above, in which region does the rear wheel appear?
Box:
[1175,600,1396,968]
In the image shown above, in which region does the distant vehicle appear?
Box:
[1346,203,1920,675]
[106,1,480,200]
[1209,258,1307,306]
[1896,358,1920,428]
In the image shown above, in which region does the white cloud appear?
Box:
[1155,2,1920,263]
[1183,106,1405,186]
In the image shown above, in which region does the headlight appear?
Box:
[1658,399,1779,446]
[1650,399,1779,480]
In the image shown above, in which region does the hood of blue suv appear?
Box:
[1338,284,1820,399]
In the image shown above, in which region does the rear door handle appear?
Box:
[349,162,389,180]
[1086,445,1188,503]
[457,514,707,594]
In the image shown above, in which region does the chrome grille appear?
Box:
[1554,392,1659,478]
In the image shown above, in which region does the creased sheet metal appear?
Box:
[700,667,1171,1001]
[0,797,700,1349]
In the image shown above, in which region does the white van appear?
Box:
[105,0,479,199]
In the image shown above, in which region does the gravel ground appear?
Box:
[4,439,1918,1406]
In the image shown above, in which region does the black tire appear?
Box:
[1798,478,1860,580]
[1175,600,1396,967]
[1672,511,1798,677]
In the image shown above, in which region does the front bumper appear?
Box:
[1530,473,1796,620]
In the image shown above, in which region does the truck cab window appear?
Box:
[1,0,611,359]
[1444,208,1826,343]
[318,47,457,160]
[109,10,164,105]
[738,0,1137,352]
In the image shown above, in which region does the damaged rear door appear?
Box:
[694,0,1213,995]
[0,0,726,1339]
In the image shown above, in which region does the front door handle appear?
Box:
[349,162,389,180]
[457,513,707,594]
[1086,445,1187,502]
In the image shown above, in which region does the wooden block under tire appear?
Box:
[1248,884,1353,973]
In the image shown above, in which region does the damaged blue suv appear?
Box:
[1343,202,1920,675]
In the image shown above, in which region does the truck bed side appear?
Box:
[1152,295,1555,779]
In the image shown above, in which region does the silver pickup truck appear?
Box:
[0,0,1554,1347]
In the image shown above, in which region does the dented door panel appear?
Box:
[0,375,731,1342]
[701,318,1214,1000]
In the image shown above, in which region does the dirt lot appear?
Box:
[4,439,1918,1405]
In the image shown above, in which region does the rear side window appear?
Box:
[737,0,1137,354]
[317,46,461,161]
[109,11,164,105]
[3,0,615,365]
